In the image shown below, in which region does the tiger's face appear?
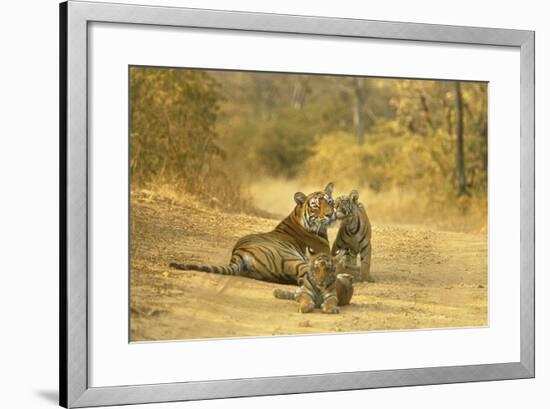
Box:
[335,190,359,220]
[305,191,336,229]
[294,183,336,232]
[309,253,336,288]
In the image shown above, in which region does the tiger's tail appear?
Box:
[273,288,298,301]
[169,260,241,276]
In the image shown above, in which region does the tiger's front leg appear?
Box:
[342,250,358,269]
[320,291,339,314]
[279,259,316,312]
[360,243,374,282]
[296,290,315,313]
[336,250,361,282]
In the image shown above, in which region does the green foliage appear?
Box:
[253,109,319,178]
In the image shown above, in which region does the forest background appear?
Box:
[130,67,488,231]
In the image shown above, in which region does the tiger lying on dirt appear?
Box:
[332,190,374,282]
[273,253,354,314]
[169,183,336,285]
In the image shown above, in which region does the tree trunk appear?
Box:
[455,81,467,196]
[353,77,366,145]
[291,77,307,109]
[418,92,435,132]
[477,84,488,176]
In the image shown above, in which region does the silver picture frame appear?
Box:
[60,1,535,407]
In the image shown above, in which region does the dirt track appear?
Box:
[130,190,487,341]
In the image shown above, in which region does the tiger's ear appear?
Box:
[294,192,307,205]
[350,190,359,203]
[324,182,334,196]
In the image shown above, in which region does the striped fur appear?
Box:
[332,190,373,282]
[169,183,336,284]
[273,253,354,313]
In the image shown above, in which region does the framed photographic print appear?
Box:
[60,1,534,407]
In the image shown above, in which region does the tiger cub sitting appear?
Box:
[273,253,354,314]
[332,190,374,282]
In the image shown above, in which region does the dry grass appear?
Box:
[247,177,487,233]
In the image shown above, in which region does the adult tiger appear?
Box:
[273,253,354,314]
[169,183,336,284]
[332,190,374,282]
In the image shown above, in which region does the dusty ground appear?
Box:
[130,190,487,341]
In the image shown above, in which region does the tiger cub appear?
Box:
[332,190,373,282]
[273,253,354,314]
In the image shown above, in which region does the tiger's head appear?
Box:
[308,253,337,289]
[294,182,336,233]
[335,190,359,220]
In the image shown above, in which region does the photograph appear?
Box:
[129,67,489,341]
[1,0,543,408]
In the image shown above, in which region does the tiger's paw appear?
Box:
[355,272,374,283]
[298,301,315,314]
[363,275,375,283]
[322,305,340,314]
